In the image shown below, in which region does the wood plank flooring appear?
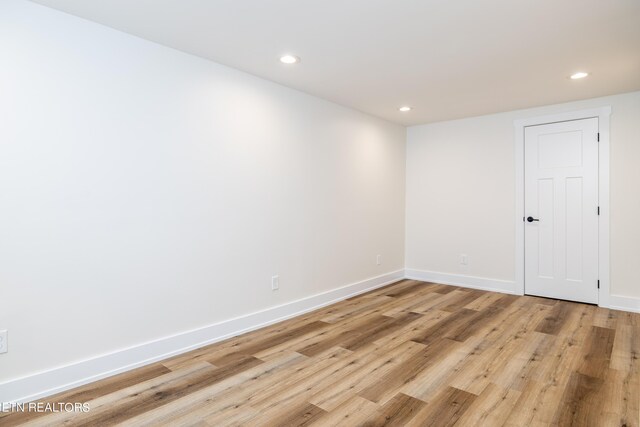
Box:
[2,279,638,426]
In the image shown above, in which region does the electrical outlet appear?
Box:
[460,254,468,266]
[271,275,279,291]
[0,330,7,354]
[376,255,381,265]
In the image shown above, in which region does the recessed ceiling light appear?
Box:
[570,72,589,79]
[280,54,300,64]
[399,106,412,112]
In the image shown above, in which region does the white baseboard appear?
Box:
[0,269,405,404]
[405,269,640,314]
[607,294,640,313]
[404,269,518,295]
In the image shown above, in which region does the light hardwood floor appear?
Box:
[2,279,638,426]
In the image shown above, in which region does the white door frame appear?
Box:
[514,106,611,307]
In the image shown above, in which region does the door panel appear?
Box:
[524,118,598,304]
[537,178,554,278]
[565,177,583,281]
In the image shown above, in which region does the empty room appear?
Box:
[1,0,639,425]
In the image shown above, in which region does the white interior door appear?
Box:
[524,118,599,304]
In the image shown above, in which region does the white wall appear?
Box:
[0,0,406,394]
[406,91,640,301]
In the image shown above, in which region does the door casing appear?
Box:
[514,106,611,307]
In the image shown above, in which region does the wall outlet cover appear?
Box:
[0,330,7,354]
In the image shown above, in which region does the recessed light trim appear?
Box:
[280,54,300,64]
[570,72,589,80]
[399,106,412,112]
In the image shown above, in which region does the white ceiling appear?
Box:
[30,0,640,125]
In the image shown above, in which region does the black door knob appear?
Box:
[527,216,540,222]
